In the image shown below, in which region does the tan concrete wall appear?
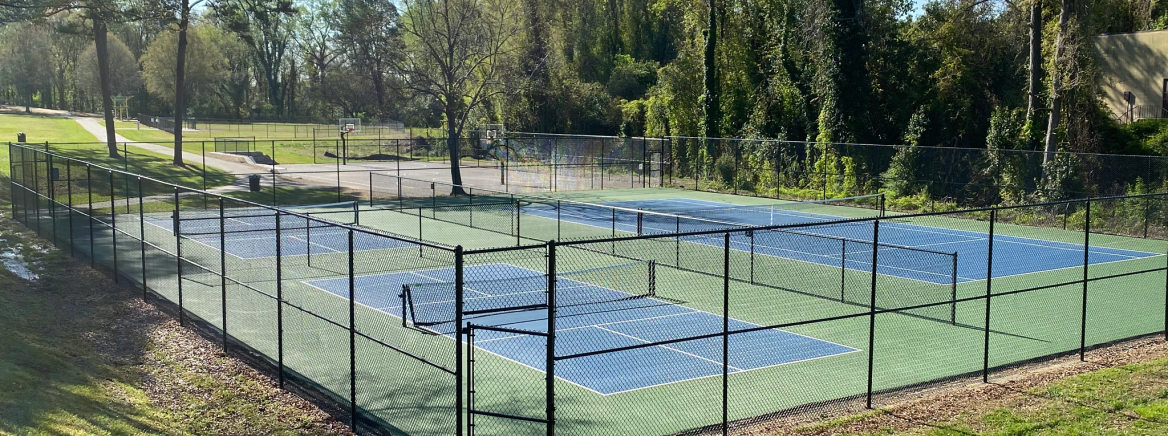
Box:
[1096,30,1168,121]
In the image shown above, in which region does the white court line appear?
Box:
[506,264,861,358]
[734,239,958,282]
[959,253,1167,284]
[477,310,704,343]
[142,215,404,261]
[287,235,343,254]
[523,206,952,285]
[710,201,1158,257]
[299,277,608,394]
[593,325,745,371]
[653,198,1162,278]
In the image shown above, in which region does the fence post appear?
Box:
[983,209,996,382]
[175,188,184,327]
[88,165,95,268]
[749,230,755,283]
[1144,196,1151,239]
[840,240,847,301]
[219,196,227,350]
[642,136,648,189]
[275,211,283,388]
[675,217,680,267]
[110,170,118,283]
[348,229,358,431]
[201,142,207,202]
[7,144,14,221]
[33,151,40,237]
[455,245,465,436]
[600,141,605,190]
[546,241,557,436]
[47,154,55,245]
[733,141,739,195]
[1080,200,1091,361]
[66,161,74,257]
[865,220,880,409]
[722,233,730,436]
[138,177,147,300]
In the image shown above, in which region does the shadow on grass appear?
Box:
[0,201,174,435]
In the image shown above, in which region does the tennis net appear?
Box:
[401,260,658,328]
[174,200,360,236]
[666,194,884,227]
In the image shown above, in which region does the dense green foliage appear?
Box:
[3,0,1168,157]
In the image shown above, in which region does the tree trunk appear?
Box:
[702,0,719,157]
[93,18,119,158]
[58,67,67,110]
[173,4,190,166]
[446,105,467,195]
[1042,0,1069,170]
[1027,0,1042,120]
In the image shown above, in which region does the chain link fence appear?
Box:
[9,141,1168,435]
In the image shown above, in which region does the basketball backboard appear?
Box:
[339,118,362,134]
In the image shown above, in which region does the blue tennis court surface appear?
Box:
[523,198,1161,284]
[142,214,415,259]
[306,263,857,395]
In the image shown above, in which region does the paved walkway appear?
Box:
[72,117,262,175]
[70,117,332,197]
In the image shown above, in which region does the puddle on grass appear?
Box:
[0,241,39,281]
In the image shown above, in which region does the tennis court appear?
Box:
[523,198,1161,285]
[141,205,415,259]
[304,263,857,395]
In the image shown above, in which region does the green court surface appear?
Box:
[350,188,1168,434]
[14,163,1168,435]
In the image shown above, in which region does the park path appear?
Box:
[70,116,317,209]
[71,116,264,177]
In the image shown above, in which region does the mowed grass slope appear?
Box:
[1,114,238,192]
[0,163,350,435]
[0,113,99,144]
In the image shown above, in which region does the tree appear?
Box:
[297,0,340,94]
[0,22,53,112]
[336,0,401,119]
[168,0,201,164]
[49,14,88,111]
[216,0,297,117]
[393,0,523,194]
[1042,0,1071,168]
[701,0,719,143]
[1026,0,1042,119]
[141,26,227,114]
[76,34,139,98]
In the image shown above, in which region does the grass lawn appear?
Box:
[0,113,98,144]
[97,121,453,165]
[100,120,177,143]
[0,176,350,435]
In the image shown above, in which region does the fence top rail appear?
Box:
[380,173,966,258]
[553,191,1168,246]
[8,142,455,252]
[655,135,1168,162]
[505,132,669,142]
[378,172,864,229]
